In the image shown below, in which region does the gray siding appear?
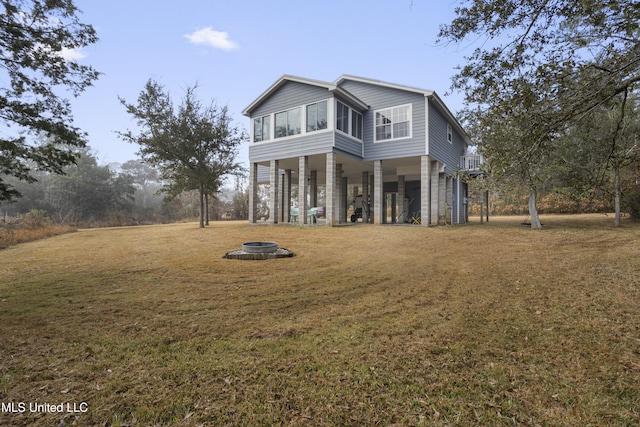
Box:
[334,131,363,158]
[249,131,333,163]
[338,80,427,161]
[428,101,467,175]
[252,81,330,117]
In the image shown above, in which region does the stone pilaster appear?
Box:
[430,161,439,225]
[325,153,336,226]
[361,171,369,223]
[374,160,383,224]
[336,163,343,224]
[268,160,279,224]
[298,157,308,225]
[283,169,291,223]
[310,170,317,207]
[420,156,430,226]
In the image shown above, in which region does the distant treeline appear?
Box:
[0,150,249,227]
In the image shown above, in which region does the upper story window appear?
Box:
[351,110,363,140]
[336,101,349,133]
[275,107,301,138]
[253,115,270,142]
[447,123,453,144]
[306,101,327,132]
[375,104,411,142]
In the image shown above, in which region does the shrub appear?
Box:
[22,210,51,228]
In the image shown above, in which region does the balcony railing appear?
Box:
[460,155,484,172]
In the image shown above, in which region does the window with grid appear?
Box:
[375,104,411,141]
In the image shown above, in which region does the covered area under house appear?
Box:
[248,152,473,226]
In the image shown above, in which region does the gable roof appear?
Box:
[335,74,435,97]
[242,74,368,116]
[336,75,472,147]
[243,74,473,147]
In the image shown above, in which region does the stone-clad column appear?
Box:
[361,171,369,223]
[326,153,336,226]
[374,160,383,224]
[336,163,343,224]
[268,160,279,224]
[278,173,284,223]
[342,176,348,223]
[431,160,439,225]
[283,169,291,223]
[298,157,308,225]
[420,156,430,226]
[248,162,258,223]
[370,174,375,222]
[310,170,318,207]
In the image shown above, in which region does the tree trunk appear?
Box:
[528,188,542,229]
[205,193,210,226]
[614,164,621,227]
[199,185,205,228]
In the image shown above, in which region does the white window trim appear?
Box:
[335,99,364,143]
[252,114,271,143]
[305,100,329,133]
[252,98,332,143]
[373,103,413,143]
[336,100,349,135]
[447,123,453,144]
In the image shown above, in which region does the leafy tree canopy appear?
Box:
[119,80,246,227]
[439,0,640,227]
[0,0,99,201]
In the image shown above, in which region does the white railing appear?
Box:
[460,155,484,171]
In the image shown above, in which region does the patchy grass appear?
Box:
[0,215,639,426]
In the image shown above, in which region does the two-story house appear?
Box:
[243,74,474,226]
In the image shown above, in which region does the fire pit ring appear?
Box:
[242,241,278,253]
[224,242,294,260]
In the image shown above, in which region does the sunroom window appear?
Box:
[351,110,363,140]
[306,101,328,132]
[336,101,349,134]
[275,107,301,138]
[375,104,411,141]
[253,115,270,142]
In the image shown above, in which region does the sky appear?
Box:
[67,0,472,169]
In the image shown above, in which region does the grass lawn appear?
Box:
[1,215,639,426]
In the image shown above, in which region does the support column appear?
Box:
[430,161,439,225]
[446,176,453,224]
[310,170,318,207]
[278,173,285,223]
[268,160,279,224]
[370,174,375,222]
[438,173,446,224]
[397,175,405,223]
[420,156,430,226]
[326,153,336,226]
[362,171,369,223]
[374,160,383,224]
[336,163,343,224]
[248,162,258,223]
[283,169,292,223]
[298,157,308,225]
[342,176,348,223]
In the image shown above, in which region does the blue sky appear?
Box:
[69,0,471,168]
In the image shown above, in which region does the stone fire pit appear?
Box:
[224,241,294,260]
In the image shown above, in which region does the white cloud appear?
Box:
[59,47,87,61]
[184,27,238,51]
